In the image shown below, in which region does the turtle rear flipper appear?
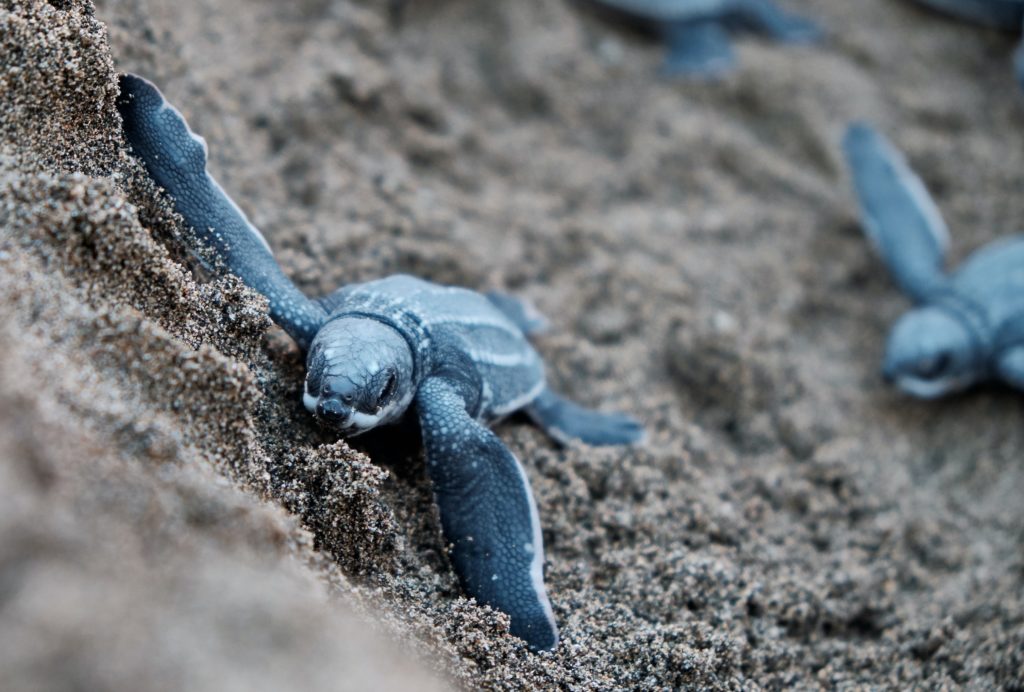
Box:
[726,0,823,42]
[659,19,736,77]
[842,123,951,303]
[525,388,645,447]
[117,74,327,350]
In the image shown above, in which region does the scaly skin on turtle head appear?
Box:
[303,317,416,435]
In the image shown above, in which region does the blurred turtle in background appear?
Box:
[912,0,1024,88]
[581,0,822,77]
[842,123,1024,398]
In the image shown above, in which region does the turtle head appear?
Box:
[882,307,984,398]
[303,317,415,435]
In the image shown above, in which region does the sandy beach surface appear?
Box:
[2,0,1023,688]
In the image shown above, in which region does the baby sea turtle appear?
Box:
[583,0,821,77]
[842,123,1024,398]
[911,0,1024,88]
[116,74,644,651]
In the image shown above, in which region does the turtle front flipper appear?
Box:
[117,74,327,350]
[525,388,645,447]
[416,377,558,651]
[726,0,823,43]
[842,123,952,303]
[659,19,736,77]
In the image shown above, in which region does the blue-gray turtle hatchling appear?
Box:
[842,123,1024,399]
[911,0,1024,89]
[116,73,645,651]
[583,0,821,77]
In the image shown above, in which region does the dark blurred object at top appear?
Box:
[578,0,822,78]
[912,0,1024,88]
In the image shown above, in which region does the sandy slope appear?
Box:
[1,0,1022,688]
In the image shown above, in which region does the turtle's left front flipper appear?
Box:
[842,123,952,303]
[117,74,327,350]
[416,377,558,652]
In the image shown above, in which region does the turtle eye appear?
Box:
[379,371,397,404]
[919,353,950,379]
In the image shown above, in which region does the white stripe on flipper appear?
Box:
[149,77,275,256]
[882,135,950,255]
[507,446,558,647]
[847,125,950,259]
[206,172,275,255]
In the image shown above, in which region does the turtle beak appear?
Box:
[316,397,353,428]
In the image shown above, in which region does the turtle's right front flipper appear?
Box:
[116,74,326,350]
[842,123,951,303]
[416,377,558,651]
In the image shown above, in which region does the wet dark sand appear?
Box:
[2,0,1023,688]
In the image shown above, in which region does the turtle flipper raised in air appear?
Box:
[842,123,951,303]
[842,123,1024,398]
[118,73,645,651]
[117,74,327,350]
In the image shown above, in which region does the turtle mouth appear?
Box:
[312,408,382,437]
[894,374,973,399]
[316,419,363,436]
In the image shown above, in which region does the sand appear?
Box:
[1,0,1022,688]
